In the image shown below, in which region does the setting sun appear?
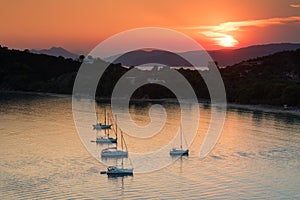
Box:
[219,36,238,47]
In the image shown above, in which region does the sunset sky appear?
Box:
[1,0,300,53]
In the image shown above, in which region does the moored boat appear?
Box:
[93,108,112,130]
[101,147,128,157]
[170,124,189,156]
[96,136,117,144]
[106,166,133,176]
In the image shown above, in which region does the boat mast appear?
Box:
[96,111,99,124]
[180,124,183,150]
[115,115,118,140]
[107,114,110,137]
[104,107,107,136]
[104,106,106,125]
[121,130,124,151]
[96,111,99,138]
[121,130,124,168]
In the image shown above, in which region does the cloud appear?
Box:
[201,31,239,47]
[193,16,300,32]
[290,4,300,8]
[185,16,300,47]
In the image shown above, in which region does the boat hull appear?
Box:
[96,137,117,144]
[93,124,112,130]
[107,168,133,176]
[101,150,128,158]
[169,149,189,156]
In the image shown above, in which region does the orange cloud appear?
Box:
[198,16,300,33]
[290,4,300,8]
[201,31,239,47]
[185,16,300,47]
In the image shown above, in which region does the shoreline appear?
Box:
[226,102,300,116]
[1,90,299,115]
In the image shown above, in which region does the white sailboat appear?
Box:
[170,125,189,156]
[106,131,133,176]
[101,116,128,158]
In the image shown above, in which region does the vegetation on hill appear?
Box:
[0,45,299,107]
[221,50,300,106]
[0,46,80,93]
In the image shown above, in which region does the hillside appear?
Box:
[209,43,300,66]
[221,49,300,106]
[0,45,299,107]
[0,46,80,93]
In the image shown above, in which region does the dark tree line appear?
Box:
[0,46,299,107]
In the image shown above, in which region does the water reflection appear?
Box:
[0,93,299,199]
[251,110,264,123]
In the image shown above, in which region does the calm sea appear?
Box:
[0,92,299,199]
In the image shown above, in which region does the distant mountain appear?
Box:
[208,43,300,66]
[30,47,79,60]
[104,43,300,67]
[30,43,300,66]
[106,50,192,66]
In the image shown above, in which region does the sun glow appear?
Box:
[201,31,239,48]
[218,36,238,47]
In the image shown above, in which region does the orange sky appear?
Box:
[1,0,300,53]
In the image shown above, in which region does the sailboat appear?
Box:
[94,123,112,130]
[95,116,117,144]
[101,116,128,158]
[96,136,117,144]
[106,165,133,176]
[94,108,117,144]
[169,124,189,156]
[106,129,133,176]
[93,108,112,130]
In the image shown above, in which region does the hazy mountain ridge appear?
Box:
[28,43,300,67]
[209,43,300,66]
[30,47,80,60]
[105,43,300,67]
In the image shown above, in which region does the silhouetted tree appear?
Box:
[79,55,85,62]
